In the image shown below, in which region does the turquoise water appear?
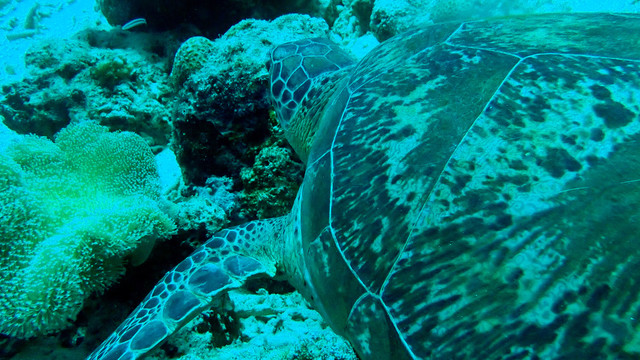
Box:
[1,1,640,360]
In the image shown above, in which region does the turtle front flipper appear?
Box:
[87,217,286,360]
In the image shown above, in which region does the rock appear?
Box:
[170,14,326,188]
[97,0,327,33]
[0,29,182,149]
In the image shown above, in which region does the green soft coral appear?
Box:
[0,121,176,338]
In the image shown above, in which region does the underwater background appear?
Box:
[1,0,640,359]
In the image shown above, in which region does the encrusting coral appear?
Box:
[0,121,176,338]
[170,36,216,86]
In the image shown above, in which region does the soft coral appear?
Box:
[0,121,176,338]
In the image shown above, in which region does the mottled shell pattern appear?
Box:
[269,12,640,359]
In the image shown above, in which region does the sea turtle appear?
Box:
[88,12,640,360]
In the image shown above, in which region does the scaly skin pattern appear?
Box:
[274,13,640,359]
[87,218,285,360]
[90,13,640,360]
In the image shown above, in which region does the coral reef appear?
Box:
[329,0,374,38]
[97,0,329,34]
[170,36,216,86]
[89,55,134,90]
[367,0,640,40]
[170,14,325,188]
[369,0,432,40]
[0,121,176,338]
[239,133,304,219]
[0,28,186,149]
[170,176,239,237]
[146,287,358,360]
[2,2,640,359]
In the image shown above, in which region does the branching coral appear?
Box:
[0,121,176,338]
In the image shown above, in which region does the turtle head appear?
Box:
[267,38,355,162]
